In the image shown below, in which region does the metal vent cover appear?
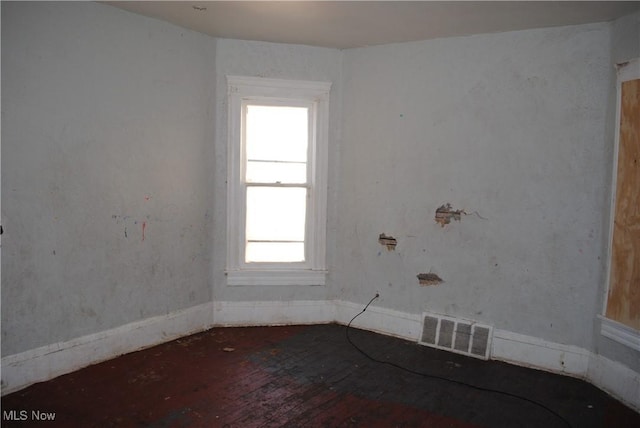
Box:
[419,312,493,360]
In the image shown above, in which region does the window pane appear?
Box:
[246,105,308,163]
[246,242,305,263]
[246,186,306,242]
[246,160,307,184]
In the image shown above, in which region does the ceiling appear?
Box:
[106,1,640,49]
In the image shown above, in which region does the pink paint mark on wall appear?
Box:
[142,222,146,242]
[145,196,151,201]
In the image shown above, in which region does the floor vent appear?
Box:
[419,312,493,360]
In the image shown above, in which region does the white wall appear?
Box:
[211,39,343,303]
[1,2,216,356]
[336,23,612,351]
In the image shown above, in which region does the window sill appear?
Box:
[226,269,327,286]
[599,316,640,351]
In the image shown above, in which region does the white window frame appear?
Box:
[600,58,640,350]
[226,76,330,286]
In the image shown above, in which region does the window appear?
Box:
[226,76,331,286]
[601,58,640,350]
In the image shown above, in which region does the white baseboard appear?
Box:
[334,300,422,341]
[1,302,214,396]
[588,353,640,412]
[492,329,591,377]
[2,299,638,412]
[492,330,639,412]
[213,300,335,326]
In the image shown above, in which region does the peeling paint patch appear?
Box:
[417,273,443,286]
[378,233,397,250]
[435,204,487,226]
[435,204,463,227]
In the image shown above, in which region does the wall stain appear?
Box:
[113,215,146,240]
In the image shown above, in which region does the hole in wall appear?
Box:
[435,203,464,227]
[435,203,487,227]
[378,233,397,251]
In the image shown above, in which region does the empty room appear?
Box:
[1,1,639,427]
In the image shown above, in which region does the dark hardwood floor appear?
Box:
[2,324,639,427]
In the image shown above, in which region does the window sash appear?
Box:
[226,76,330,285]
[242,100,313,185]
[244,184,308,263]
[241,100,313,265]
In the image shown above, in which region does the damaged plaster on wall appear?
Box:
[417,273,444,286]
[379,233,397,250]
[435,203,464,226]
[435,203,486,227]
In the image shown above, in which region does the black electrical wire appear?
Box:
[345,294,572,428]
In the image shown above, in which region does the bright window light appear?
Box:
[244,105,309,263]
[245,187,307,262]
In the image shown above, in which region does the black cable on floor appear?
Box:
[345,294,572,428]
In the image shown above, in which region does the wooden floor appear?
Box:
[2,324,639,427]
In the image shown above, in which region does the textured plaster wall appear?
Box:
[336,23,612,351]
[1,2,217,356]
[211,39,343,302]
